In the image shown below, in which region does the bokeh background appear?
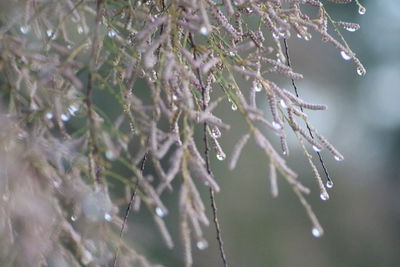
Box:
[126,1,400,266]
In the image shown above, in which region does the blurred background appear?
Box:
[127,1,400,266]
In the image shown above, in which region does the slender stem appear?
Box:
[86,0,104,184]
[283,38,332,185]
[189,33,228,267]
[113,154,148,267]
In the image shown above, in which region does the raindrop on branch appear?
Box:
[312,227,322,238]
[340,51,351,61]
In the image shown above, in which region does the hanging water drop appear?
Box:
[216,151,226,161]
[228,51,236,57]
[312,227,322,238]
[104,213,112,221]
[155,207,165,217]
[46,29,56,40]
[312,145,321,152]
[272,121,282,130]
[211,126,221,139]
[279,99,288,109]
[356,66,366,76]
[231,103,237,111]
[320,192,329,201]
[108,30,116,38]
[2,193,10,202]
[334,155,344,161]
[358,6,366,15]
[345,27,357,32]
[296,33,303,39]
[272,32,280,39]
[60,113,70,122]
[68,105,79,116]
[200,26,209,36]
[45,112,54,120]
[245,7,254,14]
[196,240,208,250]
[77,25,84,34]
[71,215,77,221]
[105,150,117,160]
[326,180,334,189]
[340,51,351,61]
[53,180,61,188]
[20,25,30,34]
[253,82,262,92]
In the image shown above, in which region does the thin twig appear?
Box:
[283,39,332,186]
[113,154,148,267]
[189,33,228,267]
[86,0,103,184]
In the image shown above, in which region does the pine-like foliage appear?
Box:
[0,0,365,266]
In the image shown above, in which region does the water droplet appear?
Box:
[196,240,208,250]
[326,181,334,189]
[340,51,351,61]
[245,7,253,14]
[67,44,72,49]
[279,99,288,109]
[345,27,357,32]
[254,85,262,92]
[155,207,165,217]
[296,33,303,39]
[17,132,27,140]
[77,25,84,34]
[20,25,30,34]
[68,105,79,116]
[272,121,282,130]
[211,126,221,139]
[108,30,116,38]
[105,150,117,160]
[53,180,61,188]
[231,103,237,110]
[46,29,56,40]
[358,6,366,15]
[320,192,329,201]
[200,26,209,36]
[356,66,366,76]
[312,227,322,238]
[71,215,77,221]
[216,152,226,161]
[228,51,236,57]
[60,113,70,122]
[304,35,311,41]
[45,112,53,120]
[272,32,280,39]
[334,155,344,161]
[104,213,112,221]
[312,145,321,152]
[2,194,10,202]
